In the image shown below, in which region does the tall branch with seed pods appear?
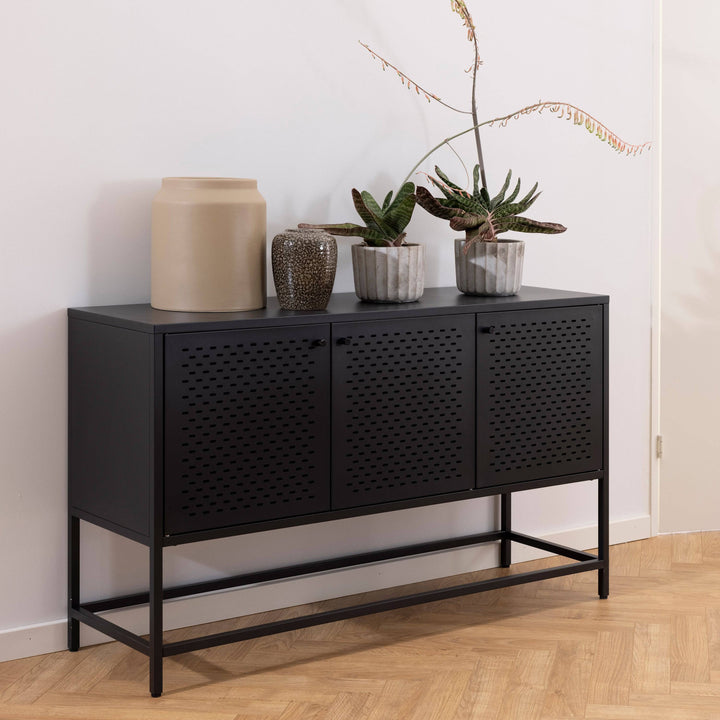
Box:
[401,101,652,186]
[360,1,651,193]
[451,0,488,188]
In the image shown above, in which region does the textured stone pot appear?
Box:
[151,177,266,312]
[455,238,524,296]
[351,243,424,303]
[271,229,337,311]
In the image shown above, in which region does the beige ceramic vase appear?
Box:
[151,177,266,312]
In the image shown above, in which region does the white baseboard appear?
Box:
[0,514,651,664]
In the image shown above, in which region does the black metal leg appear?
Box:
[68,515,80,651]
[149,539,163,697]
[598,475,609,599]
[500,493,512,568]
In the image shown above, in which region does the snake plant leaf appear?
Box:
[517,182,539,208]
[382,190,394,211]
[416,186,465,219]
[448,191,481,214]
[360,190,384,217]
[385,192,416,233]
[504,177,522,205]
[449,213,486,230]
[356,189,400,238]
[427,174,462,202]
[426,180,484,214]
[480,187,491,207]
[351,189,380,227]
[464,221,493,245]
[434,166,466,193]
[490,170,513,209]
[500,217,567,234]
[391,181,416,207]
[297,222,389,243]
[495,191,541,219]
[473,165,481,199]
[391,232,407,246]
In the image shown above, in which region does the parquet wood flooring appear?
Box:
[2,533,720,719]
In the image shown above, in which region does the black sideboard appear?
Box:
[68,286,609,697]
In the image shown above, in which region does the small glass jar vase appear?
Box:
[271,228,337,311]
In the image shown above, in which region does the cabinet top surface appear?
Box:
[68,286,608,333]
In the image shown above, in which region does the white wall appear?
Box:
[0,0,655,661]
[660,0,720,531]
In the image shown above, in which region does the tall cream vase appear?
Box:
[151,177,266,312]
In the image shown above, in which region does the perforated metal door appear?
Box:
[164,324,330,535]
[476,305,603,486]
[332,314,475,509]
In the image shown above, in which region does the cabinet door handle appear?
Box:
[336,337,352,345]
[312,338,328,348]
[479,325,496,334]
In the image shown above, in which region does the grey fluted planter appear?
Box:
[455,238,525,296]
[351,243,424,303]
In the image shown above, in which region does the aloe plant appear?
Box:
[416,166,566,245]
[300,182,416,247]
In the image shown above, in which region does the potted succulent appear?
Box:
[360,0,650,296]
[416,167,565,295]
[300,182,423,303]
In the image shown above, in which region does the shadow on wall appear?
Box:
[86,180,159,306]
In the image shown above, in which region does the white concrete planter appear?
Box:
[455,238,525,296]
[351,243,424,303]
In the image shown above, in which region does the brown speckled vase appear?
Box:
[272,229,337,310]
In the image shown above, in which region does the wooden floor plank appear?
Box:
[671,615,710,683]
[497,649,554,720]
[587,629,634,705]
[672,533,704,565]
[639,534,673,573]
[631,622,671,695]
[0,651,83,705]
[363,679,424,720]
[706,607,720,674]
[701,532,720,560]
[453,654,514,720]
[0,654,44,693]
[541,640,594,719]
[321,691,372,720]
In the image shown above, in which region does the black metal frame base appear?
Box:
[68,485,609,698]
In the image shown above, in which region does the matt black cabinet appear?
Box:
[68,286,609,697]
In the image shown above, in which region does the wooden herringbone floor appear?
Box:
[2,533,720,719]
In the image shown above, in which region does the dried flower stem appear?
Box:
[359,42,470,115]
[466,7,487,188]
[449,0,488,186]
[402,100,652,186]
